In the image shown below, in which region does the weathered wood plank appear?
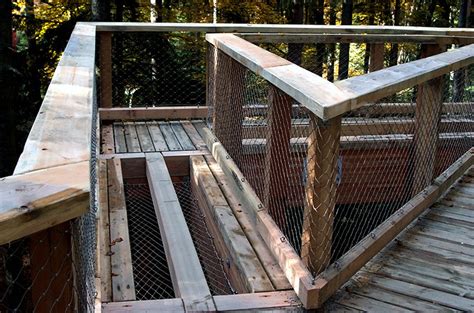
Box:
[101,124,115,154]
[0,162,89,245]
[107,158,136,301]
[146,153,215,311]
[159,122,182,151]
[204,154,292,290]
[190,155,274,293]
[213,291,301,311]
[200,127,317,308]
[113,123,128,153]
[369,43,384,72]
[334,291,412,313]
[181,121,207,150]
[14,23,96,174]
[170,121,195,150]
[102,298,185,313]
[99,106,208,121]
[97,159,112,302]
[146,121,169,151]
[134,122,155,152]
[123,122,141,153]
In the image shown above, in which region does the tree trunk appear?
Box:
[287,0,304,65]
[25,0,41,112]
[338,0,352,79]
[389,0,401,66]
[0,0,16,176]
[453,0,471,102]
[327,0,337,82]
[93,0,111,21]
[308,0,325,76]
[151,0,163,22]
[364,0,376,73]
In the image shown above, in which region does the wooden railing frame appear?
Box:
[4,22,474,311]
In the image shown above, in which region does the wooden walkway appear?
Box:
[326,167,474,312]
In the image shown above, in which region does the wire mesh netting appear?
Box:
[99,32,207,108]
[207,43,474,277]
[124,183,175,300]
[174,179,235,296]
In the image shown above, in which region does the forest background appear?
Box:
[0,0,472,176]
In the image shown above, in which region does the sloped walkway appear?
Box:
[327,167,474,312]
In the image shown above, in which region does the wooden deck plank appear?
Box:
[181,121,207,150]
[123,122,141,153]
[334,291,412,312]
[101,124,115,154]
[213,291,301,311]
[107,158,136,301]
[350,284,457,312]
[98,159,112,302]
[432,204,474,219]
[146,121,169,152]
[424,212,474,229]
[146,153,215,311]
[204,154,292,290]
[190,155,274,293]
[113,123,128,153]
[159,122,182,151]
[170,121,195,150]
[135,122,155,152]
[365,274,474,311]
[102,298,185,313]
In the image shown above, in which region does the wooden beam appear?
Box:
[97,159,112,302]
[190,155,274,293]
[200,127,317,308]
[107,158,136,301]
[102,298,185,313]
[263,86,292,229]
[369,43,384,72]
[411,44,446,195]
[213,290,301,311]
[311,149,474,307]
[0,162,89,245]
[301,116,342,275]
[204,155,292,290]
[14,23,96,175]
[146,153,215,311]
[99,106,208,121]
[101,124,115,154]
[99,32,112,108]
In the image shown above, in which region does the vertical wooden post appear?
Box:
[369,43,384,72]
[411,44,446,196]
[212,50,246,165]
[301,115,341,275]
[263,86,292,230]
[99,32,112,108]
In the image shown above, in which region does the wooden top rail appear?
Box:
[207,33,474,120]
[14,23,96,175]
[92,22,474,37]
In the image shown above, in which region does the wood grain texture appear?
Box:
[99,106,208,121]
[0,161,89,244]
[146,153,215,311]
[14,23,96,174]
[107,158,136,301]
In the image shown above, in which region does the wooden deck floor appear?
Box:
[326,167,474,312]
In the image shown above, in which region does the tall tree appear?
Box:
[363,0,376,73]
[93,0,111,21]
[287,0,304,65]
[327,0,337,82]
[0,0,16,176]
[389,0,401,67]
[453,0,471,101]
[338,0,352,79]
[308,0,325,76]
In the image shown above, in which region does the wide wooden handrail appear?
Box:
[207,33,474,120]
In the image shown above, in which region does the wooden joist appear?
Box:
[0,161,89,245]
[190,155,274,293]
[107,158,136,301]
[146,153,215,311]
[99,106,208,121]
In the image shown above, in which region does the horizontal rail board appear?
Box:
[99,106,208,120]
[0,162,89,245]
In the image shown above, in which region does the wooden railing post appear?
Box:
[301,115,341,274]
[369,43,384,72]
[99,32,112,108]
[411,44,446,195]
[212,50,246,164]
[263,86,292,229]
